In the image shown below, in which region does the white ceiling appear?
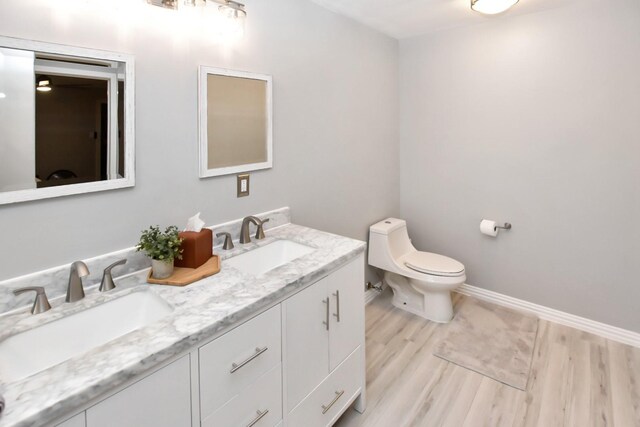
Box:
[310,0,578,39]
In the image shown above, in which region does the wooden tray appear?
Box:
[147,255,220,286]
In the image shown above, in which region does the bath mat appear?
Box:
[433,297,539,390]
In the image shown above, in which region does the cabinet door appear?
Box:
[284,278,329,412]
[56,413,86,427]
[328,255,365,371]
[86,355,191,427]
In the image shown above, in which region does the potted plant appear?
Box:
[136,225,183,279]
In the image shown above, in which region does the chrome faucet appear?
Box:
[66,261,90,303]
[239,216,268,244]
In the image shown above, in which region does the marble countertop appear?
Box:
[0,223,366,427]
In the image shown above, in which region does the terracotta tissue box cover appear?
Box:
[174,228,213,269]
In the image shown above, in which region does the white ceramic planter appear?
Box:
[151,259,174,279]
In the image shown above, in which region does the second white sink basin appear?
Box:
[0,290,173,383]
[225,240,316,276]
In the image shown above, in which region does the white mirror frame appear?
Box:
[0,36,135,205]
[198,66,273,178]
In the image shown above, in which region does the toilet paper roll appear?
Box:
[480,219,499,237]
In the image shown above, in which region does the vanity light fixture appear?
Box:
[471,0,519,14]
[216,0,246,20]
[36,75,52,93]
[148,0,246,16]
[145,0,178,9]
[146,0,247,38]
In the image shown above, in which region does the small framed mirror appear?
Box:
[0,36,135,205]
[198,67,272,178]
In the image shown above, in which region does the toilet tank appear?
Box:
[368,218,415,271]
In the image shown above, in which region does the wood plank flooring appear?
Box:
[335,290,640,427]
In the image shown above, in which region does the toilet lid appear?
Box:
[403,251,465,277]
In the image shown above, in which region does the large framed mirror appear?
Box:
[198,66,272,178]
[0,36,135,204]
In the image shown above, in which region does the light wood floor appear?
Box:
[335,289,640,427]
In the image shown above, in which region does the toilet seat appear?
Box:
[403,251,465,277]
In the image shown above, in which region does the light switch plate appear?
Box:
[237,174,250,197]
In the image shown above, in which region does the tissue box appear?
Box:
[175,228,213,269]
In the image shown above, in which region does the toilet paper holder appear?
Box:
[496,222,512,230]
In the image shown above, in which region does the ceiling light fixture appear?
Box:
[471,0,519,15]
[36,75,52,93]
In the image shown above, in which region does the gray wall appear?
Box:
[399,0,640,332]
[0,0,399,282]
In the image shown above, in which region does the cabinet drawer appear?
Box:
[288,346,362,427]
[200,305,281,419]
[202,364,282,427]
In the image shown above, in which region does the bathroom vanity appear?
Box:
[0,216,366,427]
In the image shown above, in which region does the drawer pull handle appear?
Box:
[322,297,330,331]
[246,409,269,427]
[333,290,341,322]
[321,390,345,414]
[230,347,268,373]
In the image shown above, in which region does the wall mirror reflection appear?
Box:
[0,37,135,204]
[199,67,272,178]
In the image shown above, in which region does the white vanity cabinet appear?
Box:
[284,254,365,425]
[54,253,364,427]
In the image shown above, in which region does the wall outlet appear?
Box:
[237,173,250,197]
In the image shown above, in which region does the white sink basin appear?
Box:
[0,291,173,383]
[225,240,316,276]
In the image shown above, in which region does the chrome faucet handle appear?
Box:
[255,218,270,240]
[66,261,90,303]
[13,286,52,314]
[216,232,234,250]
[100,259,127,292]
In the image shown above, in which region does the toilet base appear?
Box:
[384,271,457,323]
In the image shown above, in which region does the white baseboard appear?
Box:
[365,281,384,305]
[456,284,640,349]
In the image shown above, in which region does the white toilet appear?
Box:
[368,218,466,323]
